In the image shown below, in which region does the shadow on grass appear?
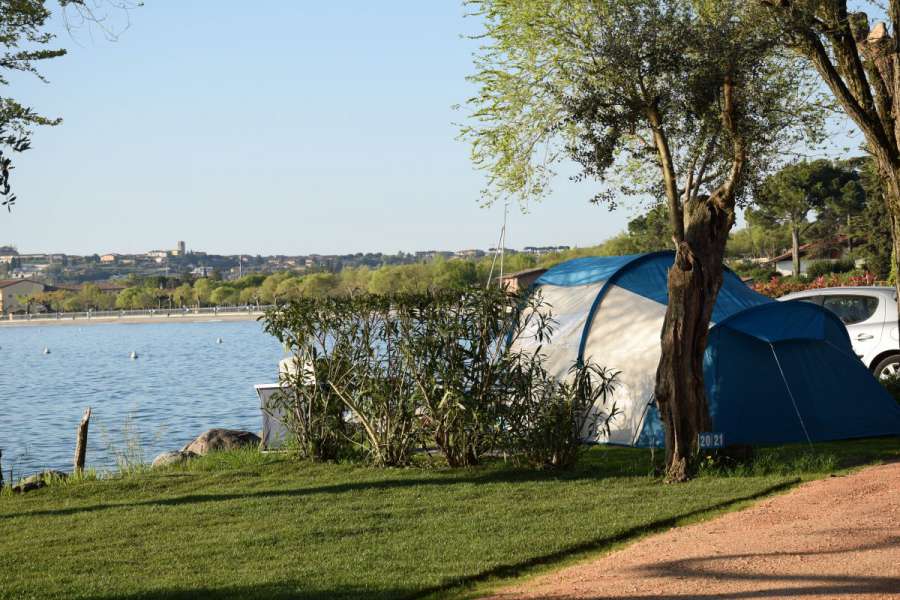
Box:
[3,465,618,519]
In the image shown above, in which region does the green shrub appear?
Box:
[264,288,607,470]
[806,258,855,278]
[265,299,357,461]
[395,288,554,467]
[504,362,620,470]
[265,291,542,467]
[729,260,778,282]
[879,373,900,406]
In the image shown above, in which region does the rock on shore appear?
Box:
[151,450,198,468]
[12,470,68,493]
[181,428,261,456]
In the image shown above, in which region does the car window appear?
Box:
[792,296,823,306]
[821,295,879,325]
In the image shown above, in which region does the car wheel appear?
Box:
[873,354,900,379]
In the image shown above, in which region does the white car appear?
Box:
[778,287,900,378]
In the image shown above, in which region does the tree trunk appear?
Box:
[847,215,853,253]
[791,223,801,278]
[654,198,731,482]
[883,166,900,340]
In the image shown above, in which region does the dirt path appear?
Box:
[486,462,900,600]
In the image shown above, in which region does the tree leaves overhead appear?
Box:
[0,0,139,214]
[462,0,827,212]
[754,159,862,230]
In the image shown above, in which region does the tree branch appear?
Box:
[647,106,685,244]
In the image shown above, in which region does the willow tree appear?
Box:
[462,0,822,480]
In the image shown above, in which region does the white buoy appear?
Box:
[43,347,50,354]
[216,337,223,344]
[130,351,138,360]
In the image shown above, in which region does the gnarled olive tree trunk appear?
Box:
[654,196,733,482]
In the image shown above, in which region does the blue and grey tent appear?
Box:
[514,251,900,447]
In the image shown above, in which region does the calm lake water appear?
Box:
[0,320,287,479]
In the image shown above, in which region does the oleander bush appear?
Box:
[265,298,357,461]
[394,288,555,466]
[504,361,620,470]
[264,288,616,469]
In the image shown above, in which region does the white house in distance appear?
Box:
[766,236,854,276]
[0,279,45,314]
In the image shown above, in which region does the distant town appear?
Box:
[0,241,572,285]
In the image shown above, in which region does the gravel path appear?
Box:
[486,462,900,600]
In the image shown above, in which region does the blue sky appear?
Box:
[4,2,856,256]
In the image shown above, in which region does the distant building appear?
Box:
[175,241,186,256]
[0,246,18,264]
[456,249,485,258]
[765,236,852,276]
[497,268,547,293]
[523,246,571,255]
[147,250,168,259]
[0,279,45,313]
[100,254,119,264]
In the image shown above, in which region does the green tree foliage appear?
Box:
[209,285,239,306]
[192,278,212,306]
[726,221,790,259]
[172,283,193,307]
[258,272,291,304]
[238,286,261,306]
[756,1,900,306]
[460,0,823,480]
[753,160,863,276]
[0,1,137,212]
[0,0,66,211]
[809,160,868,249]
[274,278,302,302]
[115,287,157,310]
[622,205,672,253]
[297,273,338,298]
[857,157,895,280]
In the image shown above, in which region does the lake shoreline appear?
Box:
[0,311,266,327]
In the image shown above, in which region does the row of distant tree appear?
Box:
[582,157,894,281]
[20,154,888,314]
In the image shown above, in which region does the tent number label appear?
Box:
[698,432,725,449]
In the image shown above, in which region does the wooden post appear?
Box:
[74,407,92,473]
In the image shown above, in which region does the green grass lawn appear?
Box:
[1,439,896,600]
